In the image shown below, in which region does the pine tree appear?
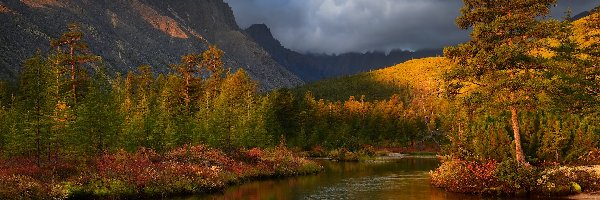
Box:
[50,23,99,107]
[444,0,560,166]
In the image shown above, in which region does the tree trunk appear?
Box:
[184,74,190,109]
[35,103,41,167]
[510,104,530,167]
[70,46,76,106]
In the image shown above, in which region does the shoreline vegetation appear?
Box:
[0,144,322,199]
[430,152,600,196]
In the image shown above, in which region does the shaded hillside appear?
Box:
[295,57,452,101]
[245,24,442,82]
[0,0,302,89]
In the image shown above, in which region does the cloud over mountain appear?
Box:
[226,0,598,54]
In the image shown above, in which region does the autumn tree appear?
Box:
[549,9,600,114]
[444,0,561,166]
[201,45,225,104]
[170,53,201,111]
[212,69,258,148]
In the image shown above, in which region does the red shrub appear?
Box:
[430,158,499,193]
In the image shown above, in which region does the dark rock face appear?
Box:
[0,0,303,89]
[245,24,442,82]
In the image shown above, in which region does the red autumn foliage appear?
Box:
[430,159,499,193]
[0,144,321,199]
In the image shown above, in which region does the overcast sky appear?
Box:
[224,0,598,54]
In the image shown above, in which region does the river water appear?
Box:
[173,157,595,200]
[173,157,504,200]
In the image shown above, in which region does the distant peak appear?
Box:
[246,24,272,35]
[247,23,269,29]
[245,23,280,48]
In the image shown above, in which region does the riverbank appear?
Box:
[430,157,600,197]
[303,145,440,162]
[0,145,321,199]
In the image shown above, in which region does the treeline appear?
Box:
[271,91,446,150]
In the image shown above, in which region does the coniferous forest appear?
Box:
[0,0,598,199]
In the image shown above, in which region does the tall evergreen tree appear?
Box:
[50,23,99,107]
[444,0,560,166]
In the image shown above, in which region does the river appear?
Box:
[170,157,492,200]
[172,157,595,200]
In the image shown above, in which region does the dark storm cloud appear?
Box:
[225,0,598,54]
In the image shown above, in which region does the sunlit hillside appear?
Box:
[296,57,453,102]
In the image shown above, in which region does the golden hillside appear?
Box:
[296,57,452,102]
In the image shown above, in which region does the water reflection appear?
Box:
[173,158,510,200]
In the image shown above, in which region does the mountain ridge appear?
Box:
[0,0,303,90]
[244,23,442,82]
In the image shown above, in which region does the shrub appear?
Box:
[358,145,376,157]
[0,144,322,199]
[494,159,539,195]
[0,175,56,199]
[430,158,499,193]
[308,145,326,157]
[328,148,359,161]
[535,166,600,195]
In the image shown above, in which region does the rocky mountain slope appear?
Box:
[245,24,442,82]
[0,0,303,90]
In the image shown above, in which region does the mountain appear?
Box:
[573,6,599,20]
[0,0,303,90]
[244,24,442,82]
